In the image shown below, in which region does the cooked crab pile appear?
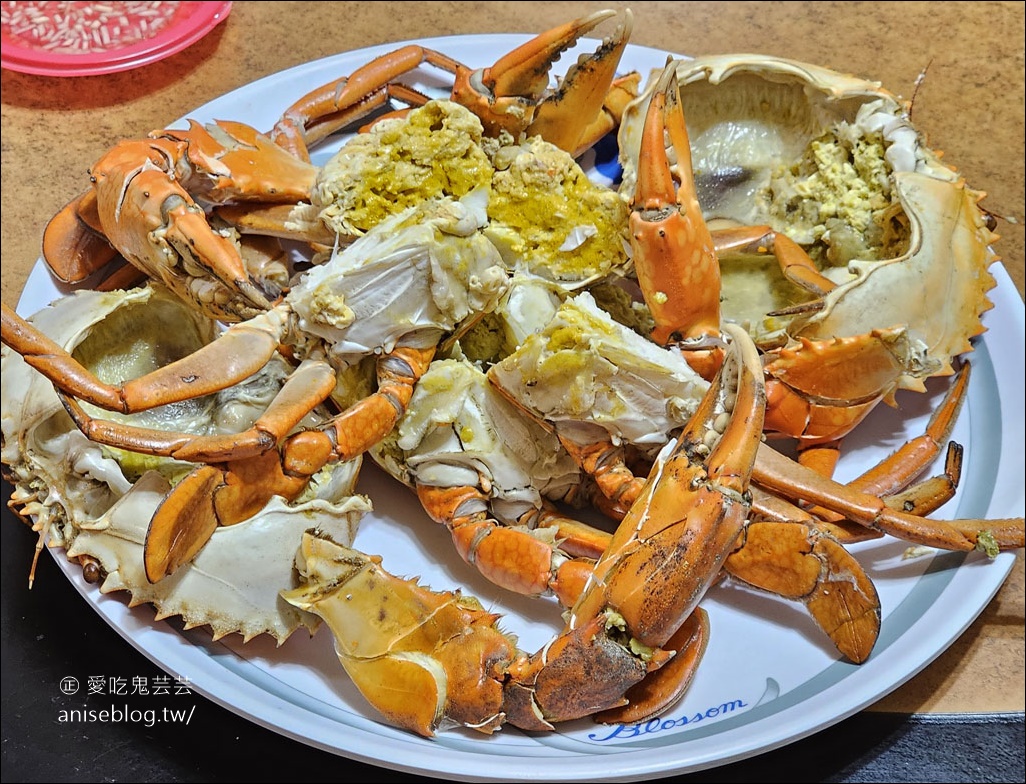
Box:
[1,10,1021,740]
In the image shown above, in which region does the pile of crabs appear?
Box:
[2,9,1023,738]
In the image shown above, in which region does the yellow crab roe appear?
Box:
[767,130,896,265]
[313,100,629,287]
[314,101,494,236]
[486,136,630,282]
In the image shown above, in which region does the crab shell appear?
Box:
[370,356,581,526]
[288,191,510,369]
[618,54,998,390]
[1,285,370,643]
[488,290,710,458]
[2,286,219,547]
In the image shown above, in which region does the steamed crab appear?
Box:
[38,9,639,299]
[0,284,368,642]
[617,56,998,463]
[1,9,1024,741]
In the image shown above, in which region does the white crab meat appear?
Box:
[372,357,580,526]
[488,291,710,454]
[288,192,509,368]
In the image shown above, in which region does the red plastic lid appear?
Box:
[1,1,232,76]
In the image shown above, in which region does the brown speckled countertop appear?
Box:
[2,0,1023,763]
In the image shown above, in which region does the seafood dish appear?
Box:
[2,8,1022,779]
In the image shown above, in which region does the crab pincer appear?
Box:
[283,323,766,735]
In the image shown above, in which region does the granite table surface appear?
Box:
[2,2,1023,782]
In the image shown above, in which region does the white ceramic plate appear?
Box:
[13,34,1026,783]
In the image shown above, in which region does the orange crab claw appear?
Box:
[41,191,120,285]
[594,607,711,725]
[520,11,635,156]
[90,142,276,322]
[269,10,635,163]
[452,9,634,149]
[570,323,764,643]
[288,328,892,736]
[629,63,721,357]
[44,120,318,322]
[501,324,764,729]
[762,326,925,445]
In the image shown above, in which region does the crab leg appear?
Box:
[527,362,981,662]
[270,46,463,161]
[270,9,633,162]
[627,62,916,483]
[723,517,881,662]
[485,287,881,662]
[752,442,962,530]
[156,120,318,205]
[1,297,440,582]
[629,63,840,378]
[712,224,837,297]
[143,341,438,582]
[881,442,964,515]
[848,361,972,497]
[795,361,972,537]
[753,443,1025,551]
[519,10,635,156]
[549,403,970,662]
[1,303,286,413]
[547,423,968,665]
[415,484,594,605]
[496,356,878,660]
[49,336,428,584]
[54,355,336,462]
[555,437,646,520]
[549,424,882,664]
